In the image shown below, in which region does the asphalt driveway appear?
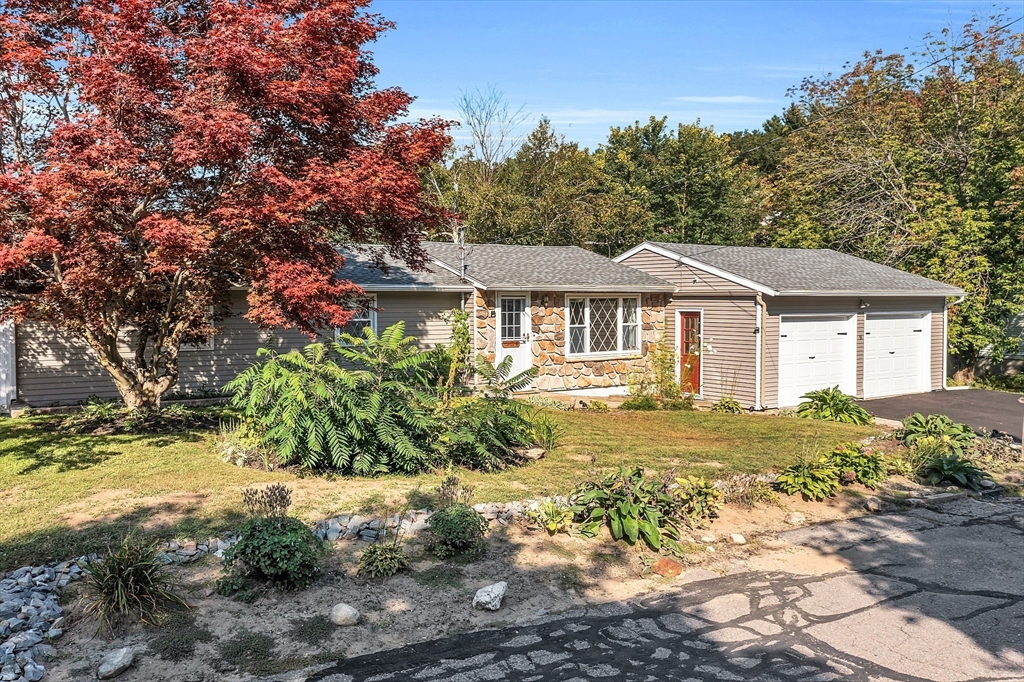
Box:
[858,389,1022,442]
[303,497,1024,682]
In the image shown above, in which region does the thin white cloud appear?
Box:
[673,95,777,104]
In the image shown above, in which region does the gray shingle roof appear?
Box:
[642,242,964,296]
[424,242,676,292]
[336,247,471,290]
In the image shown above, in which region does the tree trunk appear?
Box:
[118,379,167,412]
[83,329,180,413]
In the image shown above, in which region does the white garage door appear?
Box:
[863,313,930,399]
[778,315,856,407]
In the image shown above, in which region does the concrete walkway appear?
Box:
[304,497,1024,682]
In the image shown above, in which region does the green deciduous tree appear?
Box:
[767,16,1024,374]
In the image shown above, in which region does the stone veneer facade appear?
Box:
[472,289,667,392]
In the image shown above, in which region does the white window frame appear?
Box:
[334,294,378,342]
[566,295,642,359]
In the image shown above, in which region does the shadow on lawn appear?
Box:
[3,423,204,475]
[0,501,242,572]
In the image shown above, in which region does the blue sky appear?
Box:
[369,0,1008,148]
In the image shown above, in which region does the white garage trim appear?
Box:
[778,314,857,408]
[863,311,931,399]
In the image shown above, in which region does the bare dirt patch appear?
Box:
[44,488,909,682]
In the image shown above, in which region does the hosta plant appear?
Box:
[919,453,990,491]
[826,443,887,488]
[777,457,841,501]
[572,467,685,551]
[527,501,574,535]
[711,397,744,414]
[357,540,410,579]
[901,413,975,454]
[796,387,873,425]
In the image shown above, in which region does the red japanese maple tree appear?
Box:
[0,0,450,410]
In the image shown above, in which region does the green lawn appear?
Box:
[0,409,876,570]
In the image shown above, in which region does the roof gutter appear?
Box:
[774,290,966,298]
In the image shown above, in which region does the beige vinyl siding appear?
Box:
[618,250,752,295]
[373,291,462,348]
[670,296,759,407]
[16,290,464,406]
[762,296,946,408]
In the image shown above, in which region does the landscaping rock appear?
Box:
[522,447,545,461]
[97,647,134,679]
[729,533,747,545]
[473,582,507,611]
[329,603,360,626]
[785,512,806,525]
[700,534,716,543]
[650,558,683,578]
[864,497,882,512]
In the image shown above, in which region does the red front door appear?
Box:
[680,311,701,394]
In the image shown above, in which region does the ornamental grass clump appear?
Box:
[80,533,187,634]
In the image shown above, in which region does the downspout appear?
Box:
[944,294,966,388]
[755,293,767,411]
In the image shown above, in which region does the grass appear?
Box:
[0,409,876,571]
[149,611,215,661]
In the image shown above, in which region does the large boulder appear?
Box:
[473,582,507,611]
[329,603,360,626]
[97,647,135,679]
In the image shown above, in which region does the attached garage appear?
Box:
[863,312,931,399]
[615,242,965,410]
[778,315,856,407]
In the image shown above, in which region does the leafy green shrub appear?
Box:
[901,413,975,454]
[674,475,724,526]
[587,400,609,412]
[527,500,574,535]
[711,396,744,414]
[620,395,659,411]
[221,487,322,592]
[227,323,438,474]
[426,503,488,559]
[777,457,841,500]
[796,387,873,425]
[826,442,887,488]
[357,542,410,578]
[532,413,564,451]
[81,534,187,632]
[437,358,539,470]
[919,452,990,491]
[572,466,685,551]
[216,419,275,470]
[973,373,1024,393]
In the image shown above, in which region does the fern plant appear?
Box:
[796,387,873,425]
[226,322,438,474]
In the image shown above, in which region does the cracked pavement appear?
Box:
[304,497,1024,682]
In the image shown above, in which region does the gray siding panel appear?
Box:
[619,250,753,295]
[16,290,462,406]
[666,295,759,408]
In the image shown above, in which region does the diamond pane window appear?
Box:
[566,296,641,355]
[589,298,618,352]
